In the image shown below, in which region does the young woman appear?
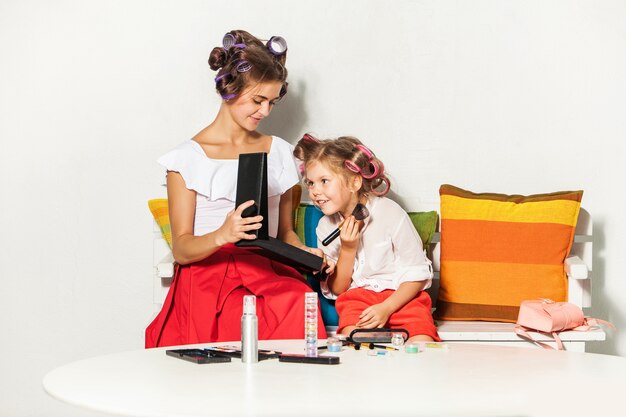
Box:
[146,30,326,348]
[294,134,440,342]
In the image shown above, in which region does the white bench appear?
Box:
[426,208,603,352]
[151,207,604,352]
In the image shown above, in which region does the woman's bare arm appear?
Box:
[168,171,262,264]
[277,187,307,248]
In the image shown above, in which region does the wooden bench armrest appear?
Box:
[565,256,592,309]
[565,255,588,280]
[157,252,175,278]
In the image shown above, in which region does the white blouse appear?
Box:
[157,136,299,237]
[317,196,433,300]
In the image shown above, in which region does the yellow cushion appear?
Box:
[436,184,583,323]
[148,199,172,248]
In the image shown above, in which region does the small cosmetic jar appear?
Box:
[326,337,342,352]
[391,332,405,348]
[404,343,420,354]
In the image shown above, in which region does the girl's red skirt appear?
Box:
[335,288,440,341]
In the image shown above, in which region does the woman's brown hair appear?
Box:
[209,30,288,101]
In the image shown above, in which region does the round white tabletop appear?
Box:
[43,340,624,417]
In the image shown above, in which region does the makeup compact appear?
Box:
[234,152,324,272]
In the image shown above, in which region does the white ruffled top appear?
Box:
[157,136,299,237]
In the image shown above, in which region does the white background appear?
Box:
[1,1,625,416]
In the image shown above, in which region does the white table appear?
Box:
[44,340,624,417]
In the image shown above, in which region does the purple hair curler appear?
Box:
[222,33,246,50]
[214,72,230,83]
[266,36,288,55]
[221,93,237,100]
[236,60,252,73]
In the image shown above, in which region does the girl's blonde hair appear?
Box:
[293,134,390,197]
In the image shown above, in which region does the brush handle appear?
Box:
[322,227,341,246]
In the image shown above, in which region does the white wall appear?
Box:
[1,1,624,415]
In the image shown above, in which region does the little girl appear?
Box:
[294,134,440,342]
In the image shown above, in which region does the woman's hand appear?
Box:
[339,215,362,250]
[214,200,263,246]
[356,303,393,329]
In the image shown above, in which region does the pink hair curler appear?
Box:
[370,176,390,196]
[302,133,320,143]
[344,160,361,174]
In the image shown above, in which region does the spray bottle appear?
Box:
[241,295,258,363]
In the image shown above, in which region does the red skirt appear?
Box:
[145,244,327,348]
[335,288,440,341]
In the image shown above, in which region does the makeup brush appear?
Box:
[321,203,370,246]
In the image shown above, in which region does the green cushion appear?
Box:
[408,211,439,246]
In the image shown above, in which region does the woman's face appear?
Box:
[304,161,361,218]
[227,81,283,132]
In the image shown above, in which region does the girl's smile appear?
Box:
[304,161,360,218]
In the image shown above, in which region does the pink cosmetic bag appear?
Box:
[514,299,614,350]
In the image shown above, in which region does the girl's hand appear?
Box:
[214,200,263,246]
[356,303,393,329]
[322,257,336,276]
[339,215,362,250]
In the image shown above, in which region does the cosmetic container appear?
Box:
[304,292,318,357]
[326,337,342,352]
[391,332,405,348]
[404,343,420,354]
[241,295,258,363]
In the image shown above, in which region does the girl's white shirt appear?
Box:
[157,136,299,237]
[317,196,433,300]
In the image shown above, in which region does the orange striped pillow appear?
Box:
[435,184,583,322]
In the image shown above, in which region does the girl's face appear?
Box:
[226,81,283,132]
[304,161,361,218]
